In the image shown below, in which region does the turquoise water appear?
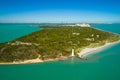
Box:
[92,24,120,34]
[0,24,120,80]
[0,23,40,43]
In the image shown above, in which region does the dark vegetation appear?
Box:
[0,26,120,62]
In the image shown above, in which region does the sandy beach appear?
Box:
[0,58,43,65]
[0,56,68,65]
[78,41,120,58]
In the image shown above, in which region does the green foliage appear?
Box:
[0,26,120,62]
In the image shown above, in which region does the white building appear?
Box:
[75,24,90,27]
[71,49,75,56]
[63,23,90,27]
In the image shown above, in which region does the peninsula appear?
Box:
[0,25,120,64]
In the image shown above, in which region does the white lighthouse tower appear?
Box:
[71,49,74,57]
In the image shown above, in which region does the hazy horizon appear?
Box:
[0,0,120,23]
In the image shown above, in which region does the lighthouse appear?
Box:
[71,49,74,57]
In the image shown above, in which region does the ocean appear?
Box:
[0,23,120,80]
[0,23,40,43]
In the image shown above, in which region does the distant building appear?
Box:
[75,24,90,27]
[63,23,90,27]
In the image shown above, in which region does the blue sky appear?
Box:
[0,0,120,23]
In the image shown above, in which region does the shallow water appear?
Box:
[0,23,40,43]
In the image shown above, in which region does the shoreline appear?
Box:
[78,40,120,58]
[0,56,68,65]
[0,58,43,65]
[0,41,120,65]
[91,27,120,35]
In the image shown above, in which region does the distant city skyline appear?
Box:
[0,0,120,23]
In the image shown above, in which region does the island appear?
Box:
[0,25,120,64]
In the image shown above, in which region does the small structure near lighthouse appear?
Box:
[71,49,75,57]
